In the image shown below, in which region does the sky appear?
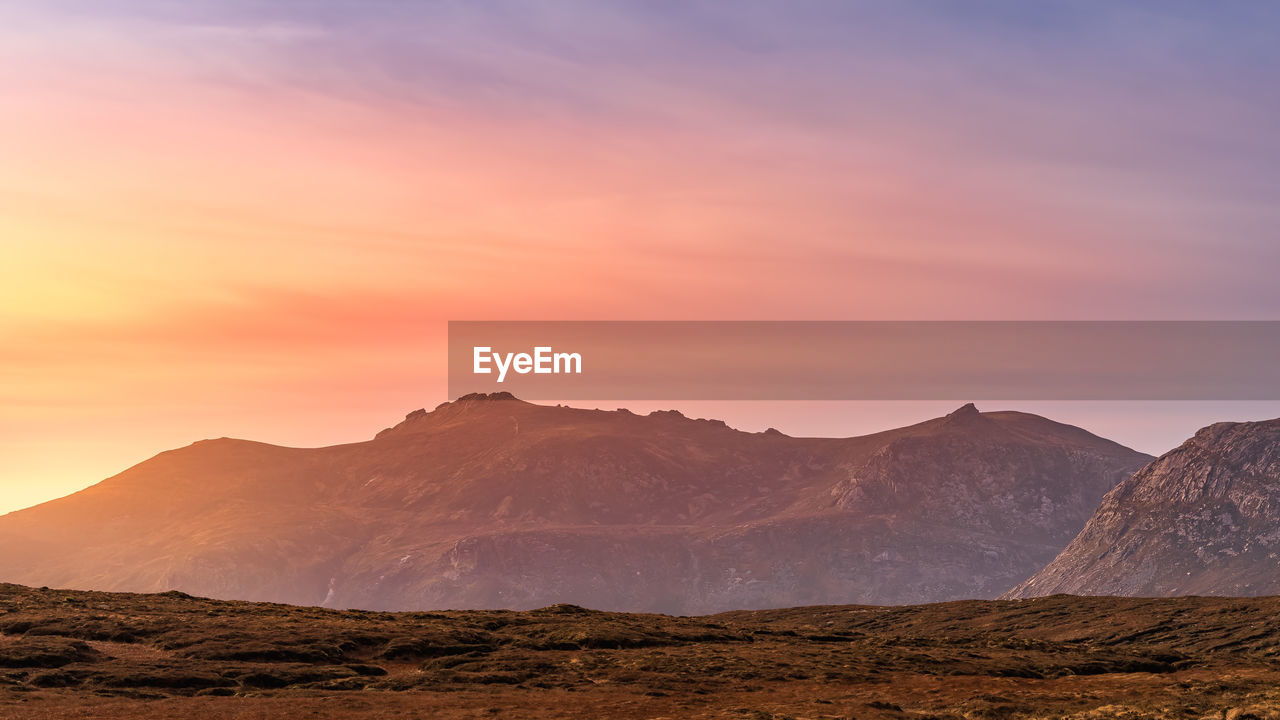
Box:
[3,1,1280,514]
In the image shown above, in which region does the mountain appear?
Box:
[0,394,1150,613]
[1006,417,1280,599]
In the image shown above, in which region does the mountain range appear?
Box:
[0,393,1151,613]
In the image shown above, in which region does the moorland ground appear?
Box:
[3,583,1280,719]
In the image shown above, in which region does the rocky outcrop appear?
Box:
[0,396,1149,613]
[1005,417,1280,599]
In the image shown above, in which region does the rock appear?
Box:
[1006,416,1280,599]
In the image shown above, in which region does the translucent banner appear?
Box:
[447,321,1280,400]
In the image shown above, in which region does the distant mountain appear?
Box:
[0,394,1150,613]
[1006,417,1280,599]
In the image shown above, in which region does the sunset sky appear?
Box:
[4,1,1280,514]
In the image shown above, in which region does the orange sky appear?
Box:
[3,2,1280,514]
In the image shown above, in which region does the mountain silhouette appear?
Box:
[0,394,1150,613]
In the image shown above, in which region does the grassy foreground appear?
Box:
[3,583,1280,719]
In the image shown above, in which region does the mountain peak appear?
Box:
[453,391,520,404]
[938,403,986,429]
[427,392,523,412]
[440,389,519,407]
[435,392,529,417]
[377,393,530,439]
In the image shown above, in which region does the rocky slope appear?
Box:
[1006,417,1280,599]
[0,394,1150,613]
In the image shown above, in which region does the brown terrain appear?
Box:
[5,582,1280,719]
[1008,417,1280,599]
[0,394,1149,613]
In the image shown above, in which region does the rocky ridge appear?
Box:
[1006,417,1280,598]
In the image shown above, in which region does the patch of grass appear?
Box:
[6,583,1280,718]
[0,637,102,668]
